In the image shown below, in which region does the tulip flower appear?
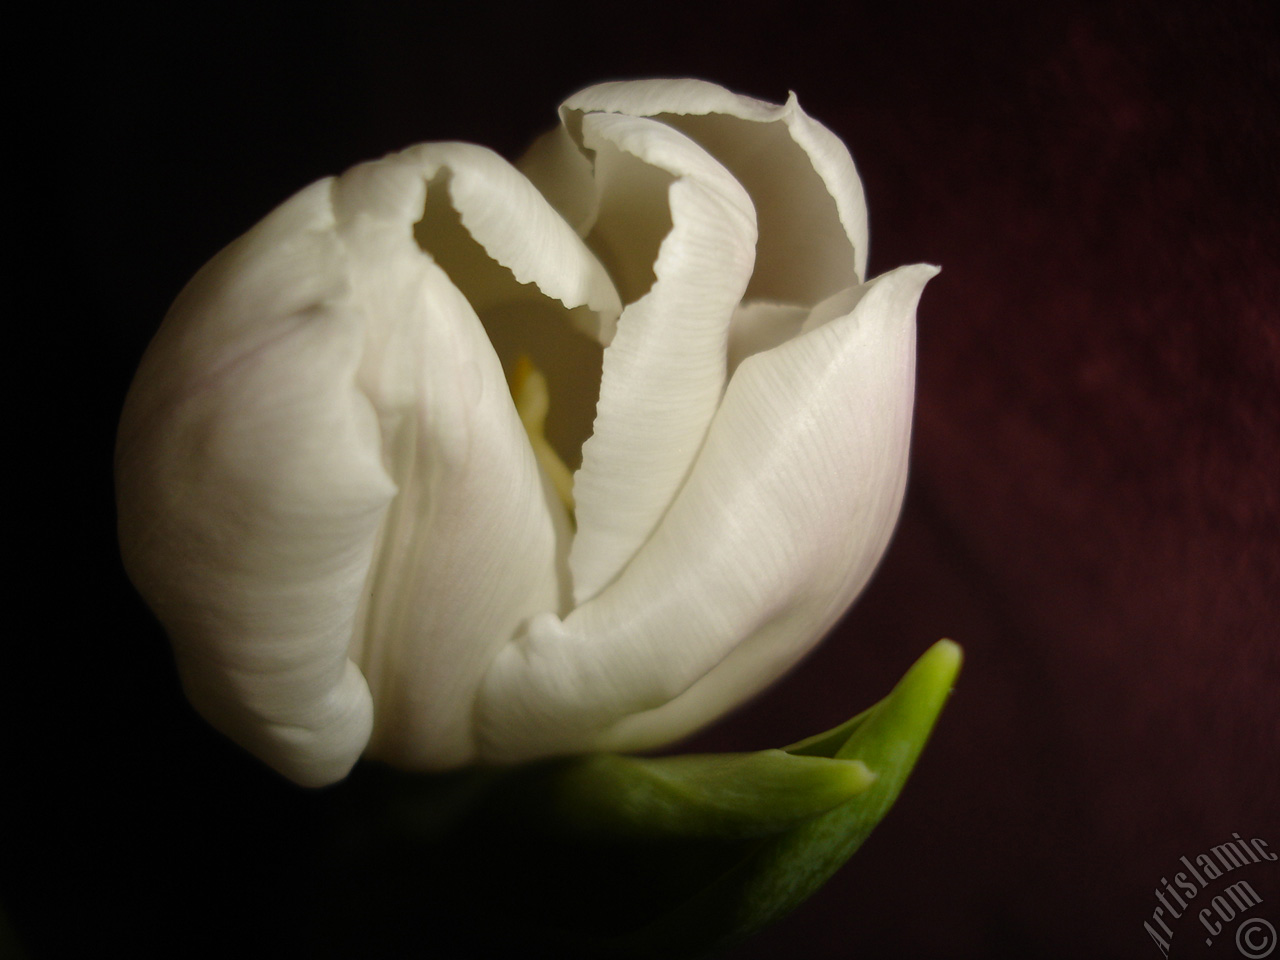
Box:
[117,78,937,788]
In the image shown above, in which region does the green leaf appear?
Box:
[614,639,962,957]
[548,750,875,839]
[312,641,960,960]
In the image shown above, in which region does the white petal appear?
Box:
[564,78,869,296]
[331,143,616,770]
[477,264,936,761]
[566,113,758,604]
[335,142,621,341]
[726,300,810,375]
[117,179,391,787]
[727,282,879,374]
[518,124,599,237]
[120,144,619,783]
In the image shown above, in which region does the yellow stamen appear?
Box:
[510,356,575,513]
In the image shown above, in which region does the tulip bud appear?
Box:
[117,79,937,787]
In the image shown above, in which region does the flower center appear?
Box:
[509,355,575,514]
[413,172,604,484]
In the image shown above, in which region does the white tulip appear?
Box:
[117,79,937,787]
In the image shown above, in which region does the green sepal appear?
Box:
[615,639,962,957]
[548,749,875,839]
[310,641,960,959]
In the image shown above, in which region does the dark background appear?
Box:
[10,1,1277,957]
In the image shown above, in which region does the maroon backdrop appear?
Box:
[13,2,1276,958]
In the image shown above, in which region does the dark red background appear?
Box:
[12,2,1277,957]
